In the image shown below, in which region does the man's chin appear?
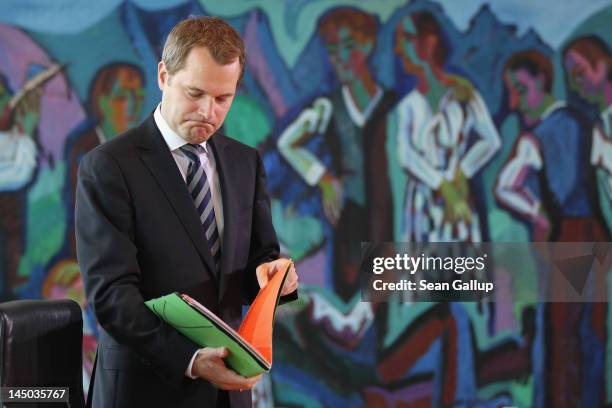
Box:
[184,126,215,144]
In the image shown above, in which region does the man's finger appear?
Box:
[285,269,297,287]
[282,272,298,295]
[214,347,229,359]
[256,265,269,288]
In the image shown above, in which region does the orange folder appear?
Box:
[238,259,292,364]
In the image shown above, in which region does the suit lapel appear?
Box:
[137,115,217,278]
[209,135,238,299]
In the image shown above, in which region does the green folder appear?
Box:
[145,261,291,377]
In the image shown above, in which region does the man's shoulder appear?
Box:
[535,105,586,139]
[215,133,259,157]
[538,105,581,128]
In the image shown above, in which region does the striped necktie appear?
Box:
[179,144,221,274]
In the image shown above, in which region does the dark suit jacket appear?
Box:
[76,114,286,408]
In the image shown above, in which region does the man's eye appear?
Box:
[188,91,201,98]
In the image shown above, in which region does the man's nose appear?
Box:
[197,96,213,119]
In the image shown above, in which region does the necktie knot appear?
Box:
[179,144,202,163]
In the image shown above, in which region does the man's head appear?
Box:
[503,50,553,122]
[395,11,448,75]
[318,8,377,84]
[90,63,145,138]
[563,36,611,107]
[158,16,245,144]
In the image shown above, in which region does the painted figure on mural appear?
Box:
[496,38,610,408]
[274,8,399,404]
[392,11,501,243]
[373,11,503,405]
[63,62,146,257]
[564,36,612,232]
[278,7,396,302]
[495,49,572,408]
[536,35,612,408]
[0,64,62,298]
[495,50,565,241]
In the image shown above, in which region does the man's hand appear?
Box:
[256,258,298,296]
[191,347,262,391]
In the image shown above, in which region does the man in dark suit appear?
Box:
[76,16,298,408]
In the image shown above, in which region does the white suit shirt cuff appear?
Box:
[185,349,203,379]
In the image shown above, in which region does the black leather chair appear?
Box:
[0,299,85,407]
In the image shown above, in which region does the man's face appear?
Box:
[158,46,240,144]
[324,26,373,84]
[504,68,546,117]
[99,69,144,134]
[564,48,607,104]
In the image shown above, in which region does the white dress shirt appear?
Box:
[153,104,224,379]
[153,104,224,241]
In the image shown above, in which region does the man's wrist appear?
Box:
[185,348,203,379]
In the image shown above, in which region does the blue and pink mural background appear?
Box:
[1,0,612,406]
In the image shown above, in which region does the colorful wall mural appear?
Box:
[1,0,611,406]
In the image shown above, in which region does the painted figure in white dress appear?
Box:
[392,11,500,243]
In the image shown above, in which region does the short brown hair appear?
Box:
[504,49,554,92]
[564,35,611,81]
[162,16,246,86]
[411,11,448,68]
[318,8,377,46]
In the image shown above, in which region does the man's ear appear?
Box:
[158,61,168,91]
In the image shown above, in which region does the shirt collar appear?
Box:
[341,85,383,127]
[153,104,208,153]
[541,100,565,121]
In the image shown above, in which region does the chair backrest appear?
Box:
[0,299,85,407]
